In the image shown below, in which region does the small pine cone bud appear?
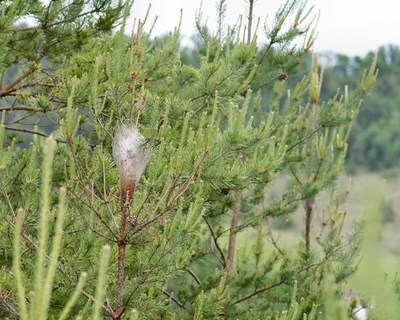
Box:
[278,72,288,80]
[112,125,151,202]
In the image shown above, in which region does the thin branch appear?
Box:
[203,214,227,268]
[0,106,36,112]
[210,247,225,266]
[67,189,118,240]
[162,290,186,309]
[226,192,241,272]
[265,218,285,256]
[0,297,18,317]
[184,267,201,285]
[234,241,354,305]
[134,201,181,235]
[46,8,102,28]
[304,198,314,253]
[286,125,323,152]
[0,67,37,97]
[253,41,274,78]
[133,184,155,227]
[234,279,286,305]
[3,126,67,143]
[80,290,114,316]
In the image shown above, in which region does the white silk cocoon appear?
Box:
[112,125,151,187]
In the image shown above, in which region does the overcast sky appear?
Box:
[129,0,400,56]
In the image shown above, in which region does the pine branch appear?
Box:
[234,279,286,305]
[0,67,37,98]
[0,106,36,112]
[3,126,69,144]
[287,125,323,152]
[67,187,118,241]
[234,240,355,305]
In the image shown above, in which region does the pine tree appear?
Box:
[0,0,377,319]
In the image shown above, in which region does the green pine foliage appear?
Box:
[0,0,378,319]
[276,45,400,171]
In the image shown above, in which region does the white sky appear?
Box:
[128,0,400,56]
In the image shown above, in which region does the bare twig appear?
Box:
[203,214,227,268]
[184,267,201,285]
[287,125,323,152]
[162,290,186,309]
[234,279,286,305]
[265,218,285,256]
[81,290,114,316]
[67,186,118,240]
[3,126,66,143]
[0,67,37,97]
[0,106,36,112]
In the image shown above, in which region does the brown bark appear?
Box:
[305,198,314,252]
[226,193,241,273]
[115,182,135,318]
